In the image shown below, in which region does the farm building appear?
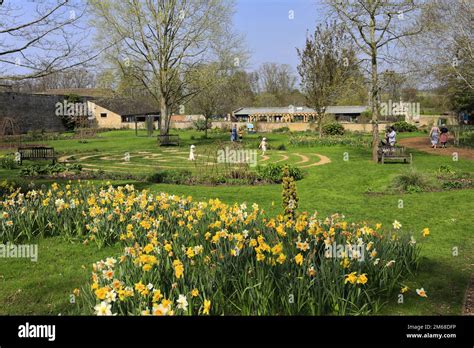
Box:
[88,99,160,129]
[233,106,369,123]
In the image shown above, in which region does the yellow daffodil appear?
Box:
[294,253,303,266]
[344,272,358,285]
[202,299,211,315]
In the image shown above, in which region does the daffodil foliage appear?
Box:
[0,181,422,315]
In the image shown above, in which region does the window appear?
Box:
[100,113,107,118]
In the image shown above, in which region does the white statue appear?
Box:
[259,137,267,156]
[188,145,196,161]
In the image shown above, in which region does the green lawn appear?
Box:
[0,129,473,315]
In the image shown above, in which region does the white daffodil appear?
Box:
[176,294,188,311]
[105,290,117,303]
[392,220,402,230]
[94,301,113,316]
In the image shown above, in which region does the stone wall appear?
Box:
[417,115,458,127]
[0,92,67,133]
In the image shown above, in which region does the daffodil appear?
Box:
[294,253,303,266]
[94,301,113,316]
[357,273,368,285]
[176,294,188,311]
[345,272,358,285]
[392,220,402,230]
[416,288,428,298]
[202,299,211,315]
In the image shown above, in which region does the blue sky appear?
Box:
[4,0,326,76]
[233,0,327,71]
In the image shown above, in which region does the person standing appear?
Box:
[231,124,238,142]
[429,124,440,148]
[440,124,449,148]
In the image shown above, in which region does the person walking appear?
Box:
[429,124,440,148]
[440,124,449,148]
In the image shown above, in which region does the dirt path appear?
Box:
[399,137,474,161]
[300,154,332,168]
[463,275,474,315]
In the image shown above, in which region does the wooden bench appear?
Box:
[17,146,56,165]
[378,146,412,164]
[158,134,180,146]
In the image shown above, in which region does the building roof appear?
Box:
[234,106,368,115]
[35,88,116,98]
[91,98,160,116]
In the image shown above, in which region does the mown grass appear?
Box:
[0,129,473,315]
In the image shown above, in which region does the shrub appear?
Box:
[276,144,287,151]
[19,163,82,177]
[391,121,418,133]
[257,163,303,183]
[390,168,436,193]
[0,154,18,170]
[289,135,371,148]
[147,169,192,184]
[436,165,456,177]
[193,119,211,132]
[282,166,299,221]
[322,122,345,136]
[272,127,290,133]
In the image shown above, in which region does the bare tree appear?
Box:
[257,63,297,100]
[90,0,237,136]
[297,22,360,137]
[0,0,100,81]
[413,0,473,91]
[187,63,228,138]
[327,0,424,161]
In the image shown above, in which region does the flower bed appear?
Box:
[0,182,424,315]
[289,134,371,148]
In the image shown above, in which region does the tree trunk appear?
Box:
[370,15,380,162]
[160,96,169,136]
[318,117,323,138]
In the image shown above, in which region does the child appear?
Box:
[259,137,267,156]
[440,125,449,148]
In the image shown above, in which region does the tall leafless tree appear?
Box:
[0,0,101,82]
[90,0,238,136]
[327,0,424,161]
